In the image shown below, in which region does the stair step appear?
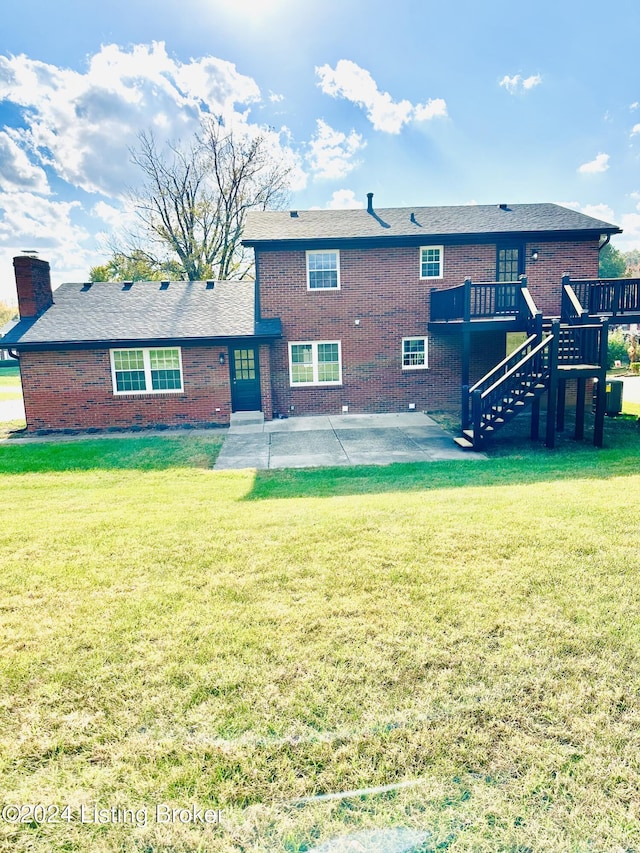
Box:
[454,436,474,449]
[230,410,264,426]
[462,429,474,439]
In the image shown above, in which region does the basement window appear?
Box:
[110,347,184,394]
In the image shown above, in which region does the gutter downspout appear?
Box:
[7,349,20,360]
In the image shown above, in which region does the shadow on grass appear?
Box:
[0,435,224,474]
[245,415,640,501]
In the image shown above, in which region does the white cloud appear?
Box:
[0,192,97,301]
[413,99,448,121]
[499,74,542,94]
[315,60,447,134]
[617,213,640,250]
[631,123,640,136]
[268,91,284,103]
[325,189,365,210]
[307,119,365,180]
[0,130,50,194]
[0,42,275,198]
[578,153,610,174]
[631,102,639,110]
[91,201,124,227]
[581,203,615,222]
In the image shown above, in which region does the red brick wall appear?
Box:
[258,244,517,415]
[258,344,273,419]
[524,240,600,315]
[256,239,598,416]
[20,347,233,433]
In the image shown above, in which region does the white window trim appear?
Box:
[402,337,429,370]
[110,347,184,395]
[306,249,341,291]
[419,245,443,280]
[288,340,342,387]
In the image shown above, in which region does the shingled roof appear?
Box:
[243,202,621,246]
[4,279,280,350]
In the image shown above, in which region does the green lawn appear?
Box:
[0,366,22,400]
[0,422,639,852]
[0,365,21,385]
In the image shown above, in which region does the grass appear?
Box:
[0,365,21,385]
[0,365,23,400]
[0,419,26,440]
[0,422,639,851]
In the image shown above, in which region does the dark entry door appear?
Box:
[230,346,262,412]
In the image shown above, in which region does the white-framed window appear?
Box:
[110,347,184,395]
[419,246,443,279]
[402,337,429,370]
[289,341,342,386]
[306,250,340,290]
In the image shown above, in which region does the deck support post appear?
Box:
[530,397,540,440]
[574,379,586,440]
[556,379,566,431]
[461,326,471,429]
[593,318,609,448]
[471,389,482,449]
[462,384,470,430]
[545,320,560,448]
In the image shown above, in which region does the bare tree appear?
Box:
[112,120,291,281]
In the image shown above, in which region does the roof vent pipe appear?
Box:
[367,192,374,213]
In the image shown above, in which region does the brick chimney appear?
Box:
[13,255,54,318]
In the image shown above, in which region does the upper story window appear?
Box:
[110,347,183,395]
[307,250,340,290]
[496,245,524,282]
[419,246,443,279]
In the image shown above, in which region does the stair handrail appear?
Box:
[519,284,541,324]
[469,333,540,395]
[480,336,551,401]
[561,276,589,322]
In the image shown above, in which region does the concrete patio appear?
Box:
[213,411,487,470]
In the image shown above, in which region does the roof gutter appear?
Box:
[243,228,619,252]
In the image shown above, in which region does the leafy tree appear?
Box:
[90,252,184,282]
[607,329,629,368]
[599,242,628,278]
[104,119,291,282]
[0,300,18,327]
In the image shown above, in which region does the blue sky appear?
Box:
[1,0,640,302]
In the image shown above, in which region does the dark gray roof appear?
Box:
[243,203,621,245]
[5,279,280,349]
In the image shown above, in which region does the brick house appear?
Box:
[5,198,639,444]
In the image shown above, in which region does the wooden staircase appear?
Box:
[456,319,609,450]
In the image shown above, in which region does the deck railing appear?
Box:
[431,276,539,325]
[556,323,604,366]
[564,275,640,318]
